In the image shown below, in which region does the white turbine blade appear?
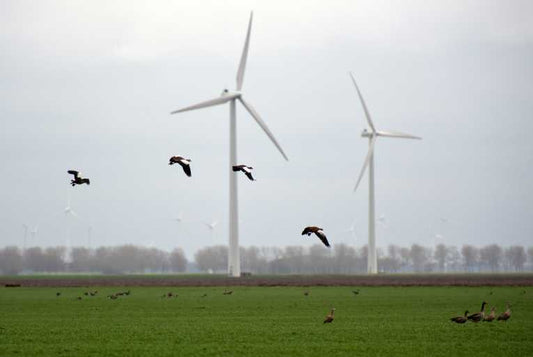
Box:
[236,12,253,91]
[170,95,234,114]
[377,130,421,140]
[354,136,376,192]
[349,72,375,133]
[238,97,289,161]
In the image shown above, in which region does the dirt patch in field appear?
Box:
[2,274,533,287]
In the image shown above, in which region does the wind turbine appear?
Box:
[204,219,219,240]
[170,12,288,277]
[349,72,421,274]
[64,189,78,263]
[22,224,29,251]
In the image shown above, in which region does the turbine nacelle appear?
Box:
[221,89,242,97]
[361,129,374,138]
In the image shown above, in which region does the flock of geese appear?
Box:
[66,161,332,248]
[451,301,512,323]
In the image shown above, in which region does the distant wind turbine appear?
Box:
[64,189,78,263]
[204,219,219,240]
[22,224,28,251]
[170,12,288,277]
[349,72,421,274]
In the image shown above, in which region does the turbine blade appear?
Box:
[170,95,234,114]
[236,12,253,91]
[349,72,375,132]
[377,130,421,139]
[238,97,289,161]
[354,137,376,192]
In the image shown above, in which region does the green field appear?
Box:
[0,286,531,356]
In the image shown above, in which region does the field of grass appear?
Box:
[1,285,532,356]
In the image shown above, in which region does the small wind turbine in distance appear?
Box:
[22,224,28,251]
[349,72,421,274]
[64,190,79,263]
[29,224,38,242]
[204,219,219,240]
[170,12,288,277]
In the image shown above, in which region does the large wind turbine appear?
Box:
[170,12,288,277]
[349,72,421,274]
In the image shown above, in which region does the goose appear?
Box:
[352,289,360,295]
[467,301,488,322]
[450,310,469,324]
[497,302,511,321]
[232,165,255,181]
[483,307,496,322]
[301,226,330,247]
[67,170,90,186]
[323,308,336,324]
[223,290,233,295]
[169,156,192,177]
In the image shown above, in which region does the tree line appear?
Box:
[0,243,531,275]
[0,245,187,275]
[196,244,532,274]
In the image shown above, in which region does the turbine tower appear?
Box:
[170,12,288,277]
[349,72,421,274]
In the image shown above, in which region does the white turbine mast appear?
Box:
[171,12,288,277]
[349,72,421,274]
[64,189,79,264]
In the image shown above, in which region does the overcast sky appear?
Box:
[1,0,532,259]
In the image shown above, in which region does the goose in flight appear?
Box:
[232,165,255,181]
[302,226,330,247]
[67,170,90,186]
[169,156,192,177]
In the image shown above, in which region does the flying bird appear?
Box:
[301,226,330,247]
[169,156,192,177]
[232,165,255,181]
[323,308,336,324]
[450,310,469,324]
[67,170,90,186]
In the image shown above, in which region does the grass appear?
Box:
[0,286,532,356]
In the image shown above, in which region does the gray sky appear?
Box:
[1,0,532,259]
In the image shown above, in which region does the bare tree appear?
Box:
[479,244,502,272]
[71,247,93,272]
[505,246,527,272]
[169,248,187,272]
[446,246,461,272]
[461,245,478,272]
[410,244,429,272]
[0,246,23,275]
[434,244,448,272]
[195,246,227,272]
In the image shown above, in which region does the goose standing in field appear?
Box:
[67,170,90,186]
[497,302,511,321]
[232,165,255,181]
[450,310,469,324]
[223,290,233,295]
[467,301,488,322]
[323,308,336,324]
[483,307,496,322]
[169,156,192,177]
[301,226,330,248]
